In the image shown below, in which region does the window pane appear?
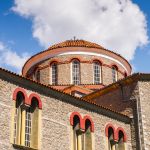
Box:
[72,60,80,84]
[25,108,31,147]
[51,63,58,85]
[94,62,101,84]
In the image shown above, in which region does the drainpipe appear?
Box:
[135,95,142,150]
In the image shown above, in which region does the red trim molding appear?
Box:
[70,112,94,132]
[105,123,117,141]
[12,87,42,109]
[116,127,127,142]
[28,93,42,109]
[105,123,127,142]
[13,87,29,105]
[70,112,84,130]
[83,115,94,132]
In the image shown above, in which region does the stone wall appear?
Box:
[138,81,150,150]
[0,71,133,150]
[37,54,125,85]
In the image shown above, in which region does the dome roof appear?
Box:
[48,39,105,50]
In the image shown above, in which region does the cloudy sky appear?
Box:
[0,0,150,73]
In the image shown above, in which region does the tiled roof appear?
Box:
[0,67,131,119]
[48,39,104,50]
[83,73,146,100]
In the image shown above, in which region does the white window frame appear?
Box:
[71,60,80,85]
[25,108,32,147]
[93,61,102,84]
[112,66,118,83]
[50,62,58,85]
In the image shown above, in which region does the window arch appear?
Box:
[36,70,40,82]
[13,92,25,145]
[93,61,102,84]
[51,62,58,85]
[108,127,116,150]
[112,66,118,83]
[84,119,93,150]
[105,124,127,150]
[72,115,82,150]
[70,112,94,150]
[116,127,127,149]
[117,131,126,149]
[72,59,80,85]
[12,89,41,149]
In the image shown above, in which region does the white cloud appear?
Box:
[0,42,30,73]
[12,0,148,60]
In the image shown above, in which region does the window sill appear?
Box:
[13,144,38,150]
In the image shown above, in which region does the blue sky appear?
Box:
[0,0,150,73]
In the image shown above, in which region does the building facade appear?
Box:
[0,39,149,150]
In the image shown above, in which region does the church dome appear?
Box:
[22,39,132,89]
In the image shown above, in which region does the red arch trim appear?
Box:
[83,115,94,132]
[111,64,119,70]
[70,112,84,130]
[49,60,59,65]
[28,93,42,109]
[105,123,117,141]
[116,127,127,142]
[12,87,29,105]
[69,57,81,63]
[91,59,103,65]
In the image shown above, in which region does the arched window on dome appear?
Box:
[35,70,40,82]
[51,62,58,85]
[112,66,118,83]
[93,61,102,84]
[72,59,80,85]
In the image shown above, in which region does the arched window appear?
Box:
[72,59,80,85]
[12,89,41,149]
[13,92,24,145]
[112,66,118,83]
[51,62,58,85]
[118,131,125,150]
[84,119,92,150]
[116,128,127,150]
[73,115,82,150]
[70,112,94,150]
[108,127,116,150]
[29,97,41,149]
[93,61,102,84]
[36,70,40,82]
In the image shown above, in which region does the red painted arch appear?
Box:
[12,87,29,105]
[83,115,94,132]
[69,57,82,63]
[105,123,117,141]
[111,64,119,70]
[49,60,59,65]
[28,93,42,109]
[92,59,103,65]
[116,127,127,142]
[70,112,84,130]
